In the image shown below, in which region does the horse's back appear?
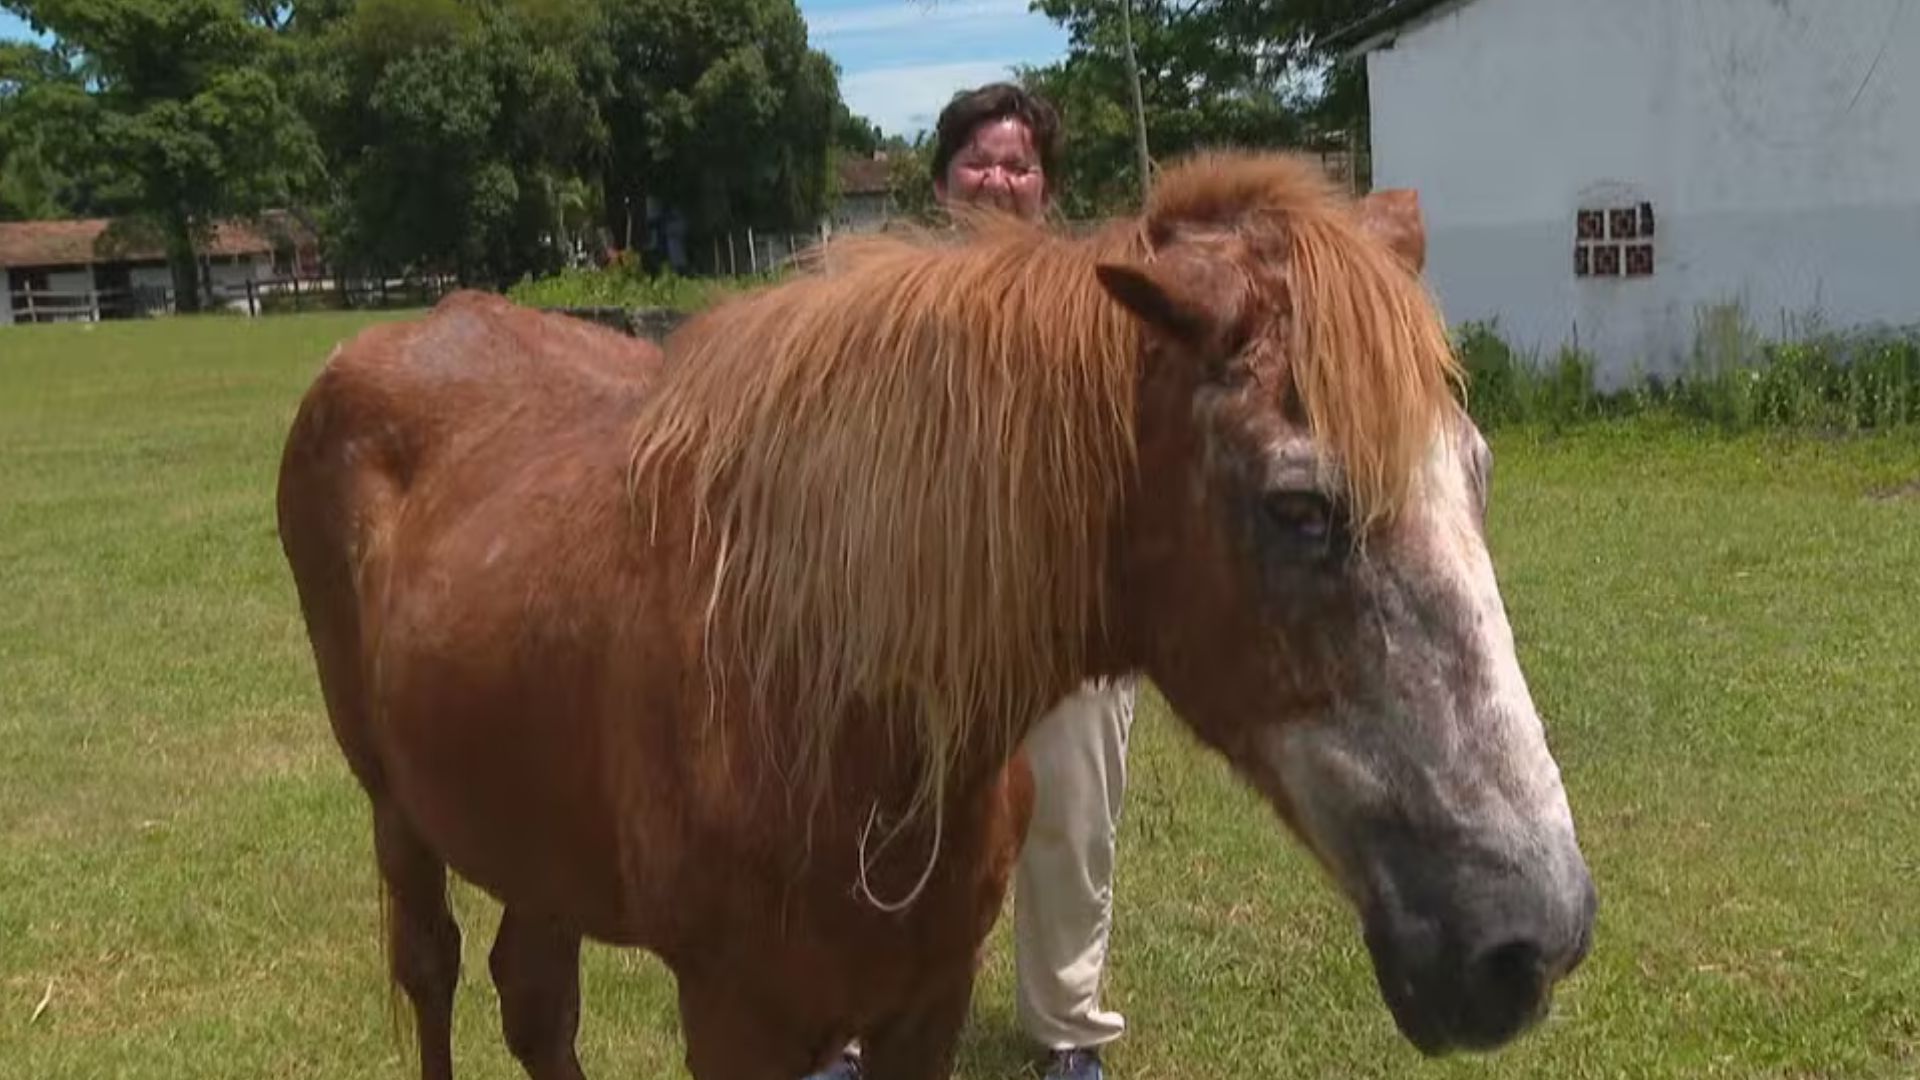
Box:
[277,291,673,933]
[288,289,659,457]
[277,289,663,611]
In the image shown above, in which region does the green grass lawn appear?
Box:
[2,313,1917,1079]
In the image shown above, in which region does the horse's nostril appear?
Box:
[1446,938,1553,1049]
[1472,939,1546,1002]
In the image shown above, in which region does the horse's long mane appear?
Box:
[631,213,1142,818]
[628,152,1457,821]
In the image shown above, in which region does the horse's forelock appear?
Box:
[1274,210,1462,532]
[1151,152,1462,531]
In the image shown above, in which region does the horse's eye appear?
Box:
[1262,490,1336,549]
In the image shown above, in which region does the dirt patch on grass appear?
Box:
[1866,477,1920,502]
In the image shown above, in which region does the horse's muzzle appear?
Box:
[1362,856,1597,1056]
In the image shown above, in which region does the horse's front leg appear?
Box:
[677,973,829,1080]
[856,967,977,1080]
[489,908,586,1080]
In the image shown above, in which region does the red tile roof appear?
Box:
[838,155,894,197]
[0,218,284,269]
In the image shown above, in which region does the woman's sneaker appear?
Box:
[1044,1047,1105,1080]
[803,1048,861,1079]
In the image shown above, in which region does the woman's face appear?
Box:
[936,117,1047,221]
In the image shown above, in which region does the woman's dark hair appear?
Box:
[930,83,1064,186]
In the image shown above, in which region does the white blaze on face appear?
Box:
[1431,427,1577,844]
[1260,425,1579,903]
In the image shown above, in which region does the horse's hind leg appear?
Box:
[489,908,587,1080]
[376,801,462,1080]
[856,971,976,1080]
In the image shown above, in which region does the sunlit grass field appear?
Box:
[2,313,1916,1078]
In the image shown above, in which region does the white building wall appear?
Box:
[1367,0,1920,385]
[206,255,271,312]
[206,255,269,290]
[47,269,92,294]
[2,253,276,326]
[833,193,892,234]
[17,269,98,323]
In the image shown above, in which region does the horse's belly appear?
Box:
[378,685,644,943]
[363,444,679,945]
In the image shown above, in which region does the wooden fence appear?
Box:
[5,275,457,325]
[3,284,168,324]
[698,227,828,277]
[242,274,458,315]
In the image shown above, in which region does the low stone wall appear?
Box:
[547,306,689,343]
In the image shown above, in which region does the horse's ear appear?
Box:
[1096,261,1216,347]
[1356,188,1427,274]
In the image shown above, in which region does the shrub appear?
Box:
[1452,314,1920,435]
[506,266,784,313]
[1455,319,1526,429]
[1454,320,1598,432]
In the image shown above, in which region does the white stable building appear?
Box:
[0,217,312,325]
[1331,0,1920,386]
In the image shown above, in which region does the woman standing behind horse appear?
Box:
[810,83,1133,1080]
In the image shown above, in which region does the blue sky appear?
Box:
[0,3,1065,138]
[798,0,1067,137]
[0,10,40,42]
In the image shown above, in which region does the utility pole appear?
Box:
[1119,0,1151,202]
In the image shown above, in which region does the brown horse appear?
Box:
[276,152,1594,1080]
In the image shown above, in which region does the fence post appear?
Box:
[292,275,303,312]
[747,226,758,274]
[727,233,737,276]
[24,287,36,324]
[89,287,100,323]
[247,279,258,318]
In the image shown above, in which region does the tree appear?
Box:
[1022,0,1395,217]
[0,40,93,219]
[882,134,936,223]
[286,0,609,285]
[5,0,874,286]
[2,0,321,310]
[598,0,845,255]
[834,100,882,157]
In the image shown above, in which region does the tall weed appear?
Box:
[1455,320,1599,432]
[507,263,783,312]
[1455,310,1920,434]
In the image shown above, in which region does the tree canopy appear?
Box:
[1019,0,1391,217]
[2,0,320,307]
[276,0,609,284]
[0,0,1394,290]
[598,0,845,255]
[0,38,107,220]
[0,0,867,289]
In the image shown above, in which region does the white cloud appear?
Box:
[810,0,1032,39]
[841,59,1026,138]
